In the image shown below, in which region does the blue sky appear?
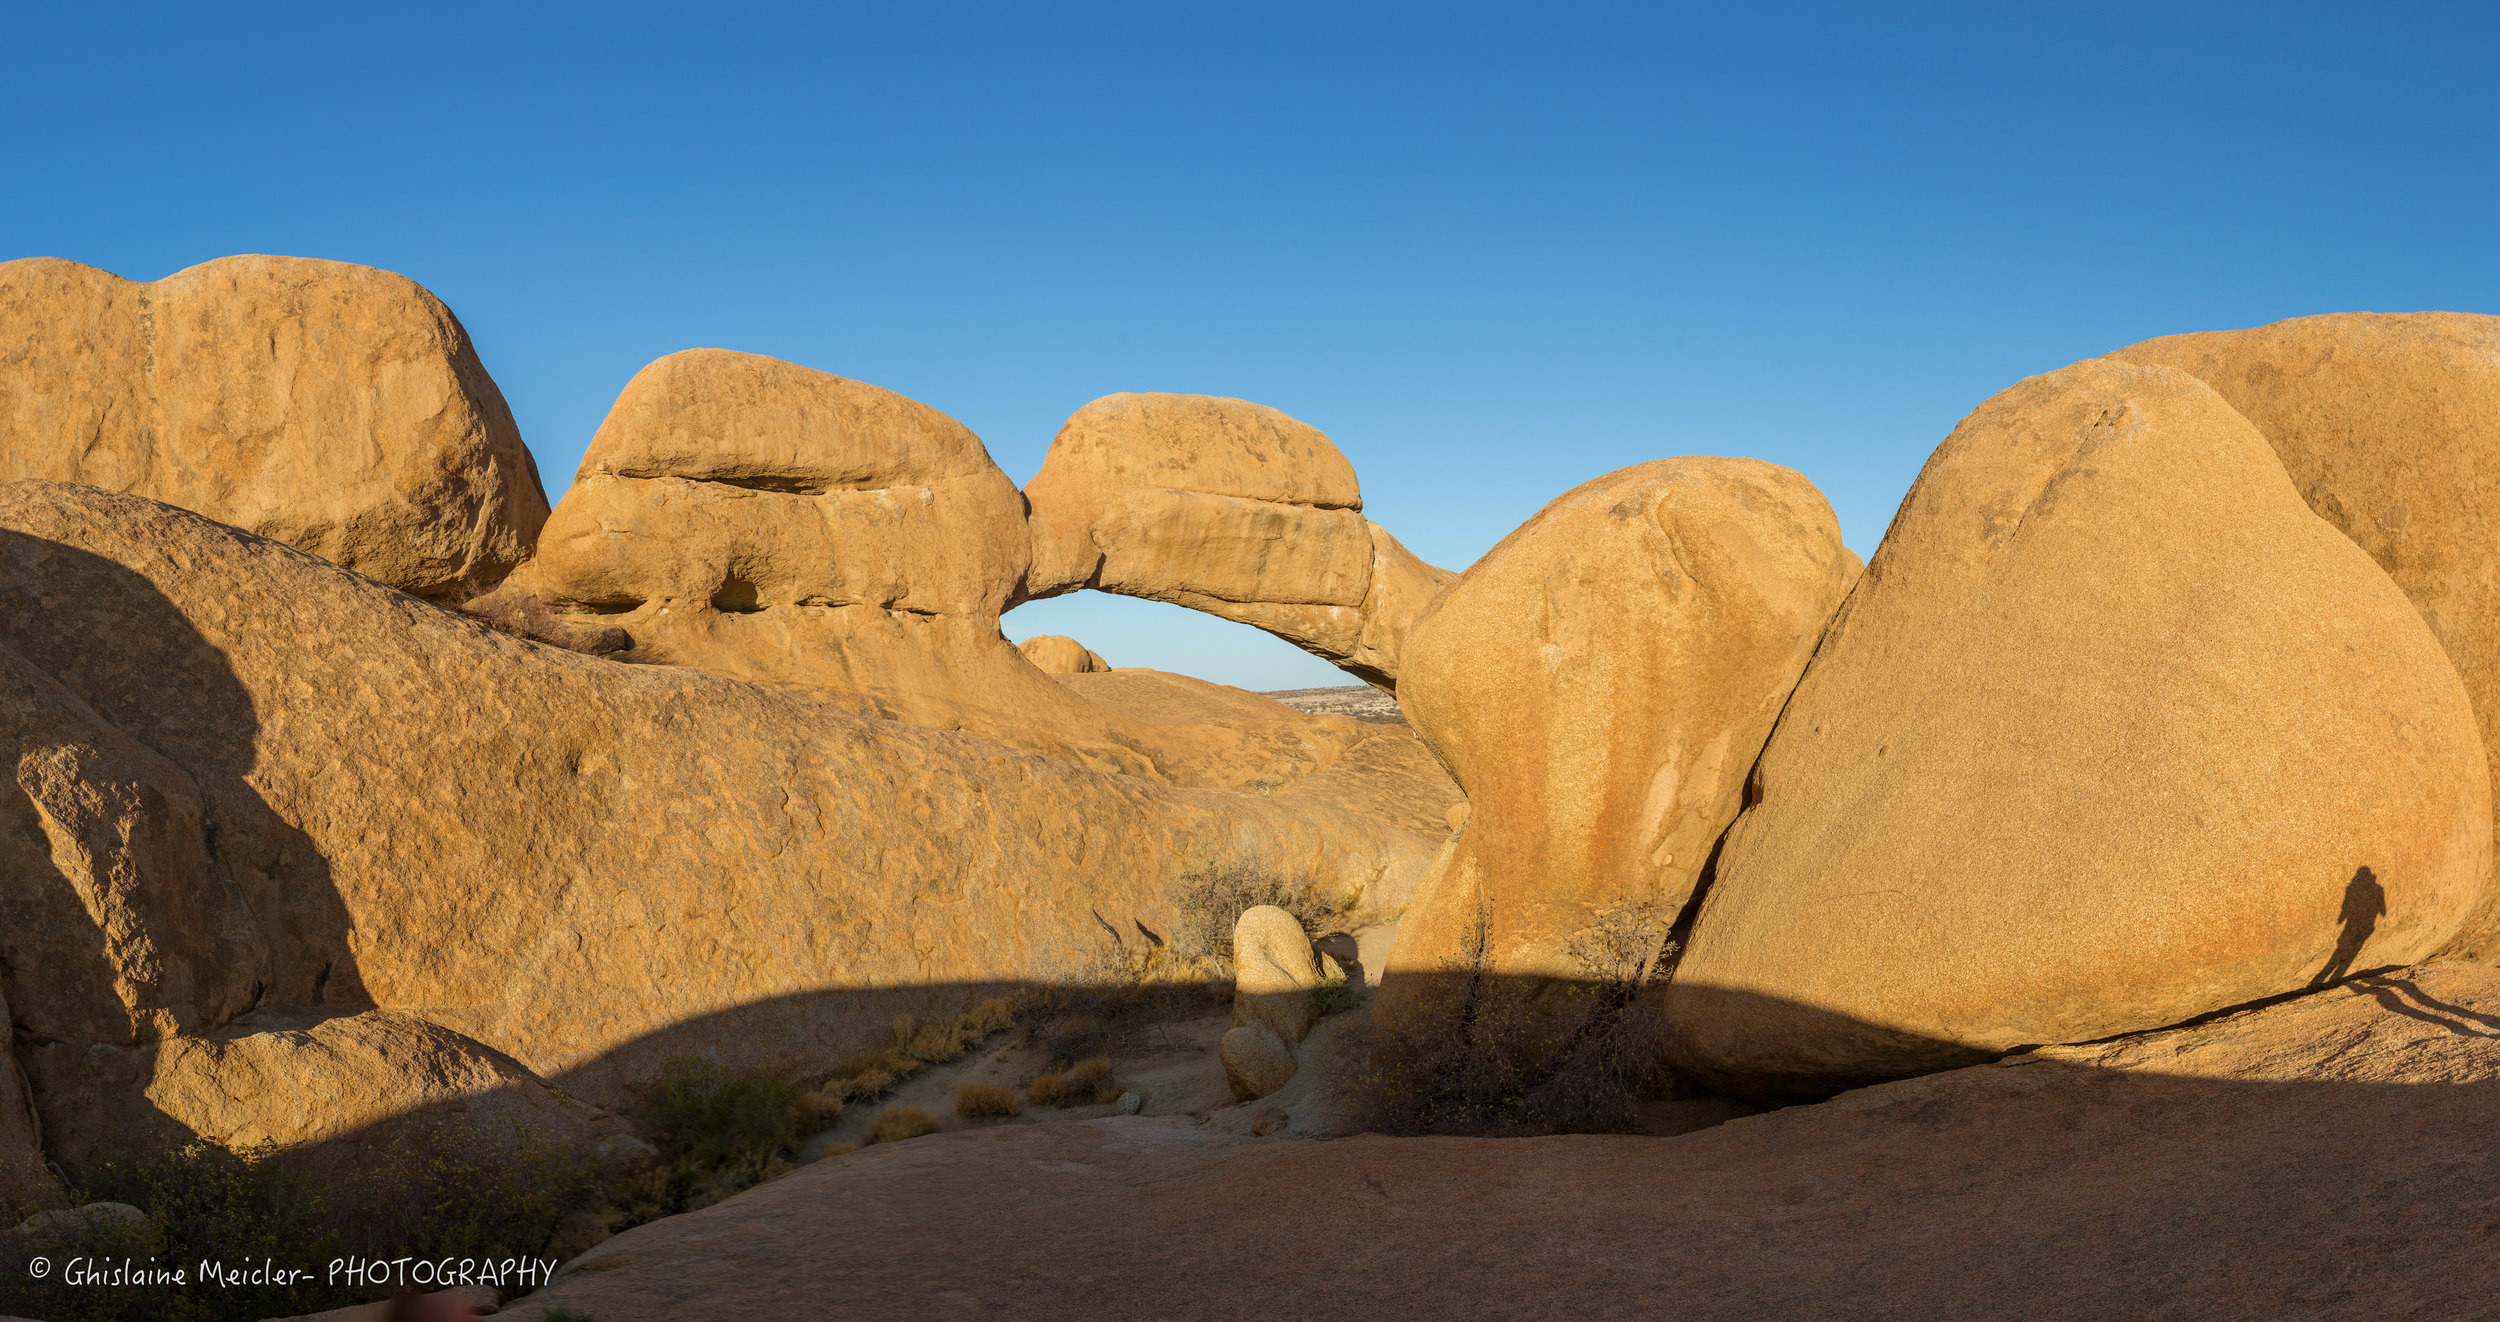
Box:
[8,3,2495,688]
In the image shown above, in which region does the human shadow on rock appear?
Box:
[2311,864,2386,988]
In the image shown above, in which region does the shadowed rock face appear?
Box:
[1021,393,1452,688]
[0,481,1450,1150]
[507,962,2500,1322]
[1376,458,1858,1044]
[1667,359,2491,1100]
[2107,313,2500,959]
[28,1007,611,1181]
[0,254,549,598]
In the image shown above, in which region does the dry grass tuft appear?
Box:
[955,1082,1023,1119]
[1028,1055,1118,1108]
[817,997,1020,1109]
[867,1106,938,1144]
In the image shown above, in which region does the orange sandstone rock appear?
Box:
[1667,360,2491,1098]
[0,254,548,597]
[1020,393,1452,687]
[1377,458,1856,1038]
[2108,312,2500,958]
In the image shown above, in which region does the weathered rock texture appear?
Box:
[0,642,264,1048]
[0,482,1447,1167]
[0,255,548,597]
[28,1008,606,1177]
[488,354,1456,804]
[1218,1023,1297,1101]
[1377,459,1857,1040]
[510,963,2500,1322]
[2107,313,2500,958]
[1667,360,2491,1099]
[1231,905,1321,1045]
[1017,634,1109,673]
[1021,393,1453,687]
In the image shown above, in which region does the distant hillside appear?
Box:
[1263,684,1405,724]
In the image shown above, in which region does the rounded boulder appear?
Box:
[1665,359,2492,1099]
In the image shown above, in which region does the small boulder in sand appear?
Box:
[1221,1023,1297,1100]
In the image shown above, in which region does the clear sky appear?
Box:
[8,3,2496,688]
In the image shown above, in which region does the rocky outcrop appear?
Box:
[0,255,548,598]
[1377,458,1856,1040]
[509,963,2500,1322]
[0,482,1449,1147]
[486,353,1458,803]
[27,1008,608,1179]
[483,347,1045,723]
[1017,634,1109,673]
[1666,360,2491,1099]
[2107,313,2500,958]
[1231,905,1321,1045]
[1021,393,1452,687]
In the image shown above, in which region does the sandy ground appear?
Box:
[795,922,1407,1159]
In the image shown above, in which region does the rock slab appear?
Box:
[508,962,2500,1322]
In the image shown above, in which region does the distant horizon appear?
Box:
[9,3,2493,688]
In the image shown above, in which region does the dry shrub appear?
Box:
[1172,860,1359,968]
[1028,1055,1118,1108]
[867,1106,937,1144]
[1358,900,1677,1136]
[818,996,1018,1108]
[955,1082,1022,1119]
[0,1116,601,1322]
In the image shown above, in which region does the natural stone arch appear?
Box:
[1018,392,1452,691]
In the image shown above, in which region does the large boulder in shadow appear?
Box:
[0,481,1449,1135]
[2107,313,2500,958]
[26,1007,608,1182]
[0,255,548,598]
[1666,360,2491,1100]
[1020,393,1452,687]
[1376,458,1857,1043]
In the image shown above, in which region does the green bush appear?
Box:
[1311,975,1363,1019]
[630,1056,802,1179]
